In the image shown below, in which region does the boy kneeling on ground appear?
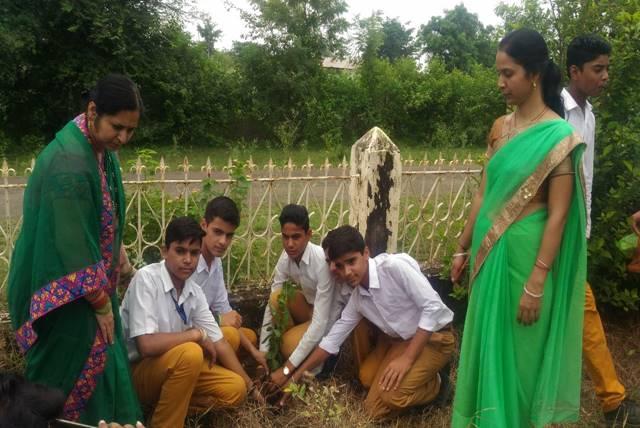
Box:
[120,217,263,428]
[279,225,455,419]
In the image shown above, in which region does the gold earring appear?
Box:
[533,81,537,89]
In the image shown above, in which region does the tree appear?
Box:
[418,4,497,72]
[353,14,416,63]
[197,15,222,57]
[234,0,350,146]
[239,0,348,59]
[379,18,416,62]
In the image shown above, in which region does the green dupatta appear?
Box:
[453,119,587,427]
[7,121,141,423]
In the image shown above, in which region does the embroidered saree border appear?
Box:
[15,262,109,353]
[63,332,109,420]
[470,133,584,283]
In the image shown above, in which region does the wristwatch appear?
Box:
[283,366,291,376]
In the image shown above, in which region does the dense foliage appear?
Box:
[1,0,638,309]
[0,1,503,156]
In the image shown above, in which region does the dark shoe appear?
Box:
[433,363,452,407]
[605,398,640,427]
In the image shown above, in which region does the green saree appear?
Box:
[452,119,587,427]
[7,119,141,424]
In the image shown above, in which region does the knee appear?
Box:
[172,342,204,374]
[279,330,298,359]
[269,290,282,311]
[222,326,240,352]
[225,375,248,407]
[241,328,258,348]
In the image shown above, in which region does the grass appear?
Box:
[1,308,638,427]
[2,144,485,174]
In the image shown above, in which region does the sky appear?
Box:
[191,0,510,50]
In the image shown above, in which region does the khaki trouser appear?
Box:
[220,326,258,353]
[132,342,246,428]
[358,329,455,419]
[269,290,374,363]
[583,283,626,412]
[269,289,313,358]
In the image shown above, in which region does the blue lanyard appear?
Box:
[170,291,188,325]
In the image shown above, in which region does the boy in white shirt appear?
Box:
[259,204,337,390]
[562,34,639,426]
[120,217,261,428]
[191,196,267,371]
[279,225,455,419]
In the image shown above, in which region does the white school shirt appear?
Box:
[120,260,223,362]
[319,253,454,355]
[190,255,233,315]
[562,88,595,238]
[259,242,336,368]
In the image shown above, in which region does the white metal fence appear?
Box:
[1,149,481,291]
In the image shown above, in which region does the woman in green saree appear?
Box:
[8,74,143,425]
[451,29,587,427]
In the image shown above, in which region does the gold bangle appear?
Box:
[452,252,469,258]
[94,300,112,315]
[535,258,551,271]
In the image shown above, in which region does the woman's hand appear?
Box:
[451,251,469,283]
[517,271,545,326]
[95,310,115,345]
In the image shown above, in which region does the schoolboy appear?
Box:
[258,204,337,389]
[120,217,260,428]
[279,225,455,419]
[191,196,267,370]
[562,34,639,426]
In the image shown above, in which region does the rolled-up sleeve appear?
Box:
[392,258,453,332]
[192,288,223,342]
[319,293,362,355]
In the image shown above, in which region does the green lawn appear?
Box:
[2,144,484,174]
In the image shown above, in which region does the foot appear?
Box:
[605,398,640,427]
[433,363,452,407]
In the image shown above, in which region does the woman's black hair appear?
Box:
[82,73,144,116]
[499,28,564,118]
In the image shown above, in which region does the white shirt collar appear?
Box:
[359,257,378,294]
[160,260,197,300]
[298,243,312,266]
[562,87,592,113]
[196,254,220,274]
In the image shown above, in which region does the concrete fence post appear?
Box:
[349,127,402,256]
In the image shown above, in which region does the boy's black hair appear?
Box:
[204,196,240,227]
[278,204,310,232]
[566,34,611,78]
[324,225,366,261]
[0,372,66,428]
[165,216,205,248]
